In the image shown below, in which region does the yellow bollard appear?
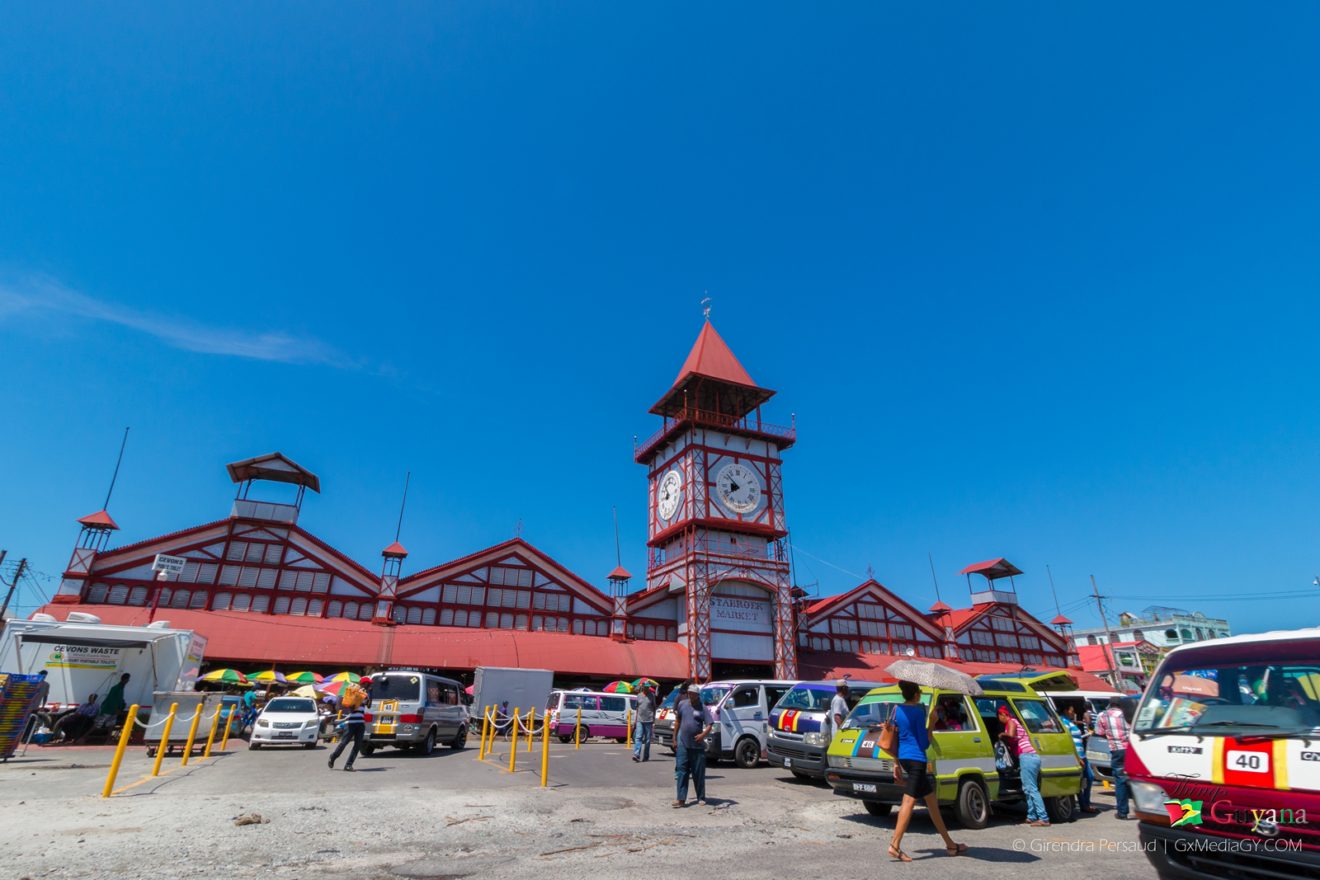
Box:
[202,705,222,759]
[508,709,520,772]
[626,707,632,749]
[180,705,203,766]
[220,708,235,752]
[151,702,179,777]
[477,707,490,760]
[102,704,139,798]
[540,712,550,787]
[525,708,535,753]
[483,707,495,760]
[575,706,581,749]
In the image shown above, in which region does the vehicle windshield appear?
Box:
[660,690,679,709]
[776,686,832,712]
[372,675,422,702]
[843,693,930,730]
[264,698,315,713]
[1135,639,1320,738]
[701,686,732,707]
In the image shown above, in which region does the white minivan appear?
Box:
[655,680,796,768]
[360,670,469,756]
[546,690,636,743]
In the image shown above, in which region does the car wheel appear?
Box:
[419,728,437,756]
[303,742,316,749]
[864,801,893,817]
[615,737,628,744]
[360,743,376,757]
[450,725,467,750]
[558,735,572,744]
[955,778,990,829]
[1046,795,1076,824]
[791,770,812,781]
[733,737,760,768]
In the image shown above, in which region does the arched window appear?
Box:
[290,597,308,616]
[343,602,358,619]
[233,593,252,612]
[327,600,342,618]
[421,608,435,625]
[171,590,190,609]
[213,593,232,611]
[308,599,323,617]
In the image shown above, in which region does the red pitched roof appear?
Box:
[804,580,946,641]
[672,320,757,388]
[77,509,120,530]
[799,650,1113,692]
[37,604,689,679]
[1051,614,1073,626]
[959,557,1022,579]
[381,541,408,558]
[226,452,321,493]
[606,565,632,581]
[929,601,953,613]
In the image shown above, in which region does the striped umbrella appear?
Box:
[247,670,287,685]
[286,671,324,685]
[631,678,660,692]
[602,680,634,694]
[325,672,362,684]
[318,680,352,697]
[200,669,250,686]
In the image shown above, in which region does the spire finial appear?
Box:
[393,471,411,543]
[103,427,130,510]
[701,293,711,319]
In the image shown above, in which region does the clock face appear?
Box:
[715,462,762,515]
[657,469,683,521]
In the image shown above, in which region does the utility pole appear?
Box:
[1090,574,1120,688]
[0,555,27,624]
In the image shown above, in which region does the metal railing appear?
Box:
[635,410,795,461]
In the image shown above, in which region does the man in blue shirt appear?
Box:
[672,691,712,807]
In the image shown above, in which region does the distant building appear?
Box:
[1069,605,1231,652]
[1077,640,1163,691]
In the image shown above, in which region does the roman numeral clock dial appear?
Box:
[715,462,762,515]
[657,468,683,521]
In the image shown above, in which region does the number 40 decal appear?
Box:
[1227,750,1270,773]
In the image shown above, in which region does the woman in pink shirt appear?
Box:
[1000,705,1048,826]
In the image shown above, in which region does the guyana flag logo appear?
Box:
[1164,799,1203,827]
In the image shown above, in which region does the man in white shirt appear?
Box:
[829,680,851,737]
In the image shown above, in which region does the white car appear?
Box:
[249,697,321,749]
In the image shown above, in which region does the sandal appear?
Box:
[946,843,968,856]
[888,844,912,862]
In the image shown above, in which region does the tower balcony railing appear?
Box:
[636,408,795,461]
[231,499,300,523]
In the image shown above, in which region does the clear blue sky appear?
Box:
[2,4,1318,635]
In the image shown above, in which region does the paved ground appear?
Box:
[4,735,1157,879]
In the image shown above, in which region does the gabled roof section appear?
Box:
[805,579,946,641]
[960,558,1022,580]
[398,538,612,613]
[934,602,1071,653]
[381,541,408,558]
[78,509,120,530]
[227,452,321,493]
[673,320,757,388]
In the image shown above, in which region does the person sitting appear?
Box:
[53,694,100,743]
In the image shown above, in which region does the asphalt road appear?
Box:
[4,734,1157,879]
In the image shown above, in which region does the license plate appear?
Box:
[783,758,792,768]
[853,782,877,794]
[276,732,295,739]
[375,723,396,735]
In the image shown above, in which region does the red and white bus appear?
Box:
[1129,628,1320,878]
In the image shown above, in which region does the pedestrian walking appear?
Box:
[328,702,366,771]
[1062,705,1098,814]
[829,679,851,738]
[98,673,131,731]
[672,689,712,807]
[633,685,656,762]
[888,681,967,862]
[1095,697,1132,819]
[1001,704,1048,826]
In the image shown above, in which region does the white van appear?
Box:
[655,680,795,768]
[546,690,636,743]
[360,670,468,756]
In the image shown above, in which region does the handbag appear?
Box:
[878,704,899,756]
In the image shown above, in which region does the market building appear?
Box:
[38,319,1105,689]
[1069,605,1231,651]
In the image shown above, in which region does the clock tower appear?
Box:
[636,318,797,681]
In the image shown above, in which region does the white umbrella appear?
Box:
[885,659,984,695]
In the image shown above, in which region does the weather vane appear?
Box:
[701,293,711,319]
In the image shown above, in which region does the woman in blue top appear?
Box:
[889,681,967,862]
